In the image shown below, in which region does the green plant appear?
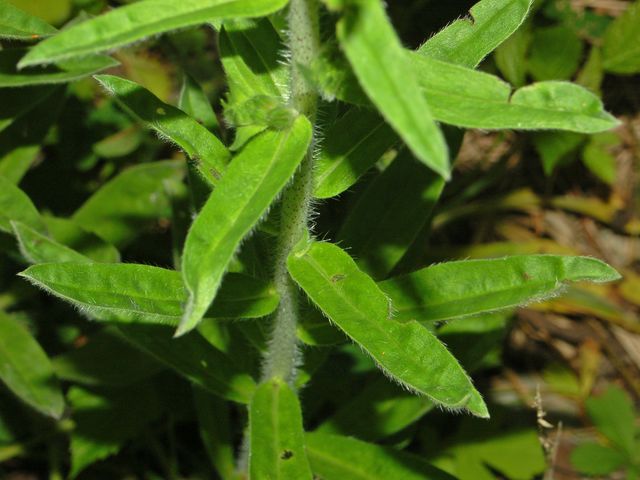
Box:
[571,386,640,479]
[0,0,627,478]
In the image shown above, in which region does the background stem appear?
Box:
[261,0,320,385]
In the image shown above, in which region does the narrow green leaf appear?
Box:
[586,386,636,456]
[179,74,219,131]
[337,151,445,279]
[317,377,433,441]
[11,221,92,264]
[68,382,163,478]
[43,216,121,264]
[0,0,57,40]
[179,116,312,336]
[337,0,449,179]
[571,442,627,476]
[0,176,46,233]
[0,310,64,418]
[379,255,621,324]
[72,160,185,247]
[95,75,228,187]
[418,0,533,68]
[305,432,456,480]
[288,241,488,417]
[411,53,620,133]
[313,108,396,199]
[18,0,290,68]
[0,88,65,183]
[249,378,313,479]
[117,324,257,403]
[0,49,118,87]
[602,0,640,74]
[19,263,279,325]
[53,329,163,387]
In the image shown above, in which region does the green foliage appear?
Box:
[0,311,65,418]
[0,0,627,477]
[571,386,640,477]
[337,0,449,179]
[249,378,313,479]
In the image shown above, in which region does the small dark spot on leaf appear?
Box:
[331,274,346,283]
[281,450,293,460]
[523,272,531,281]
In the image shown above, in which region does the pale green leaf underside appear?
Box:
[418,0,533,68]
[249,378,313,479]
[95,75,228,186]
[287,241,488,417]
[12,221,92,264]
[179,116,312,336]
[412,53,618,133]
[337,0,449,179]
[379,255,621,324]
[18,0,290,68]
[0,49,118,87]
[0,310,65,418]
[0,0,57,41]
[305,432,455,480]
[602,0,640,74]
[19,263,279,325]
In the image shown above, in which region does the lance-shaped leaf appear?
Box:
[412,53,619,133]
[602,0,640,74]
[337,151,445,279]
[249,378,313,479]
[0,176,46,233]
[72,160,185,247]
[0,49,118,87]
[19,263,279,325]
[95,75,228,187]
[418,0,533,68]
[313,108,397,199]
[12,221,92,264]
[18,0,290,68]
[336,0,449,179]
[179,116,312,336]
[305,433,455,480]
[0,0,57,41]
[0,310,65,418]
[117,324,256,403]
[379,255,621,324]
[287,241,488,417]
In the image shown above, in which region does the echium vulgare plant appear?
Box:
[0,0,624,478]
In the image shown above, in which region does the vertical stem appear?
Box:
[261,0,320,385]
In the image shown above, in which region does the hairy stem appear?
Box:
[261,0,320,385]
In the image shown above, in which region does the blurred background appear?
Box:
[1,0,639,478]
